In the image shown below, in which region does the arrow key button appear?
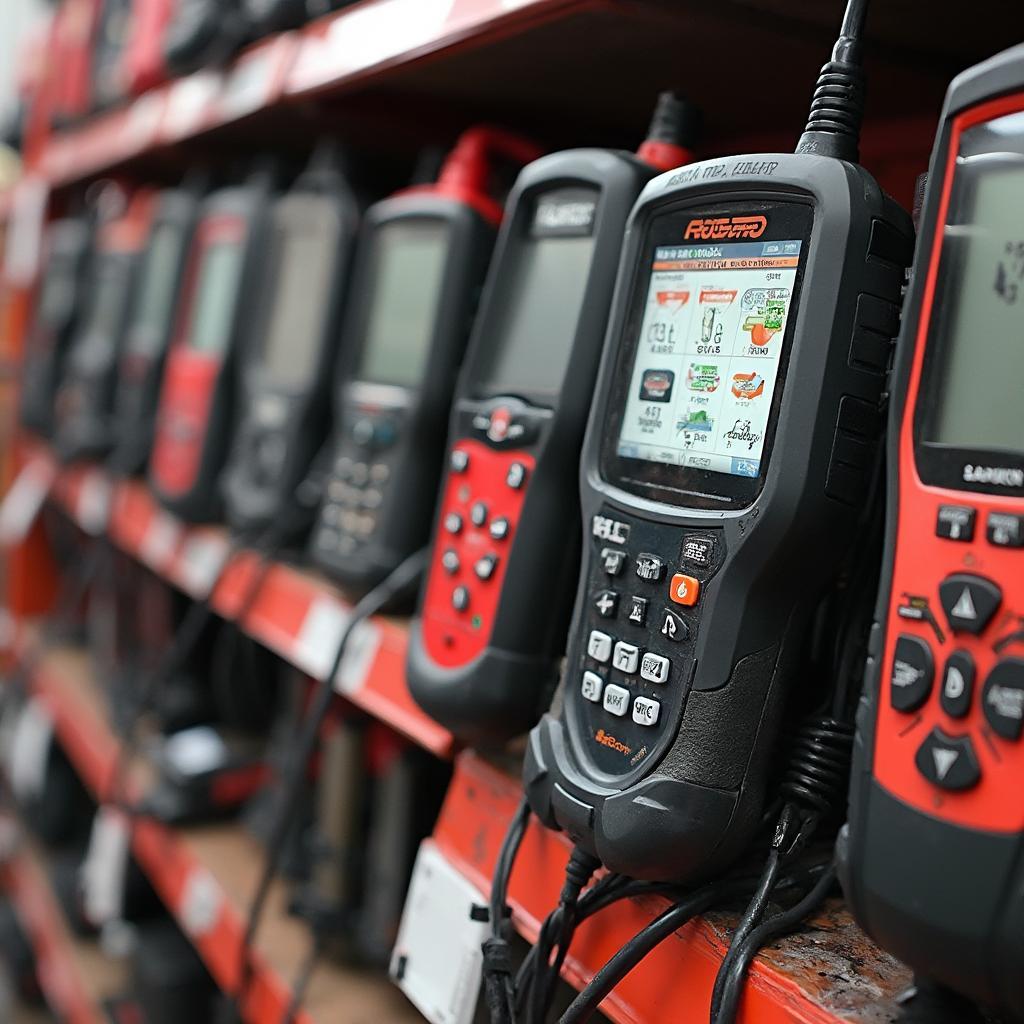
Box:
[915,728,981,791]
[940,650,975,719]
[938,574,1002,635]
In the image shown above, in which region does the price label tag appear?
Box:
[77,470,113,536]
[162,71,220,139]
[3,176,49,286]
[180,533,231,597]
[139,510,183,570]
[327,0,455,75]
[0,457,56,546]
[391,841,489,1024]
[81,807,131,927]
[8,699,54,803]
[295,596,350,679]
[124,91,165,151]
[336,619,381,697]
[180,866,222,938]
[221,51,272,121]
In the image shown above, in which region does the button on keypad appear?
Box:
[640,652,669,684]
[490,518,510,541]
[612,641,639,674]
[603,684,630,716]
[474,555,498,581]
[445,512,463,535]
[889,634,934,712]
[636,553,666,582]
[627,596,647,626]
[669,573,700,607]
[594,591,619,618]
[506,462,527,489]
[470,502,488,527]
[587,631,612,663]
[581,671,603,702]
[601,548,626,576]
[632,696,660,726]
[452,586,470,612]
[936,505,975,542]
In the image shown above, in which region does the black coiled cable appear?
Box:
[779,716,854,822]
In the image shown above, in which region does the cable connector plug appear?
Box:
[796,0,868,162]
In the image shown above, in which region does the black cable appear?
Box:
[279,930,327,1024]
[711,865,837,1024]
[559,878,755,1024]
[482,798,531,1024]
[796,0,869,162]
[233,548,428,1014]
[525,847,601,1024]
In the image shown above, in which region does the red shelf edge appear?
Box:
[21,648,314,1024]
[27,441,454,759]
[1,843,104,1024]
[432,752,846,1024]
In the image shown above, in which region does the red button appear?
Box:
[669,573,700,607]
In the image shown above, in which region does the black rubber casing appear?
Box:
[108,186,203,477]
[53,247,141,463]
[837,45,1024,1018]
[308,192,495,593]
[148,179,276,523]
[407,150,659,746]
[221,177,360,542]
[525,153,913,881]
[19,217,93,440]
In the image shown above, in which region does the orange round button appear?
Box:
[669,572,700,607]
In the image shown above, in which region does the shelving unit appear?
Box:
[17,643,422,1024]
[1,0,1013,1022]
[1,828,127,1024]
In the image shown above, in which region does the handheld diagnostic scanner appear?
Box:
[19,216,94,439]
[524,0,916,882]
[221,147,361,542]
[307,127,541,592]
[122,0,176,96]
[91,0,133,110]
[242,0,309,35]
[837,45,1024,1018]
[163,0,248,75]
[54,189,157,463]
[108,181,205,476]
[406,94,701,746]
[148,172,276,523]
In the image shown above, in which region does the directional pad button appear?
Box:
[915,728,981,791]
[938,573,1002,635]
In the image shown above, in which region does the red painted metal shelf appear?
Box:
[0,825,124,1024]
[23,440,453,760]
[20,643,424,1024]
[431,752,913,1024]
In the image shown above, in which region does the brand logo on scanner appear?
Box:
[684,215,768,241]
[594,729,632,755]
[963,464,1024,488]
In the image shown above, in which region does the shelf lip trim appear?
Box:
[2,847,105,1024]
[25,439,454,759]
[19,643,314,1024]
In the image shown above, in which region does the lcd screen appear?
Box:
[926,148,1024,454]
[81,256,130,357]
[615,237,802,480]
[184,241,243,355]
[477,233,595,396]
[260,222,337,388]
[356,220,451,389]
[130,223,185,351]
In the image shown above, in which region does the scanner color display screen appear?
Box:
[357,220,450,389]
[184,241,243,356]
[616,238,802,479]
[927,115,1024,455]
[261,224,336,387]
[132,224,184,350]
